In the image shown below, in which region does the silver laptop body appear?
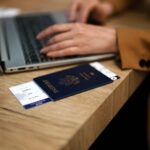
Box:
[0,11,115,73]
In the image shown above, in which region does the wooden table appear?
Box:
[0,1,148,150]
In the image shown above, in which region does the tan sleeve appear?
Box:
[117,28,150,71]
[106,0,142,13]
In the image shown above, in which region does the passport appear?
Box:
[33,63,114,101]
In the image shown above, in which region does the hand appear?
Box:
[68,0,114,23]
[36,23,118,57]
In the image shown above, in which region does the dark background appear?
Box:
[89,74,150,150]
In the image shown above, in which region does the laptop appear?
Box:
[0,11,115,73]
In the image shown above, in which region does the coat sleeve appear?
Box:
[106,0,142,13]
[117,28,150,71]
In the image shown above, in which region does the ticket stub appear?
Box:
[9,81,51,109]
[90,62,120,81]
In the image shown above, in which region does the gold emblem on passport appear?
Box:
[59,75,80,86]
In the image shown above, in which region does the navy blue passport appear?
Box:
[33,64,113,101]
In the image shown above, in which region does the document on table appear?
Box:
[9,62,119,109]
[9,81,51,109]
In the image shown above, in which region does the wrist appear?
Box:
[109,28,118,53]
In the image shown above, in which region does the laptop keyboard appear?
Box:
[15,14,64,64]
